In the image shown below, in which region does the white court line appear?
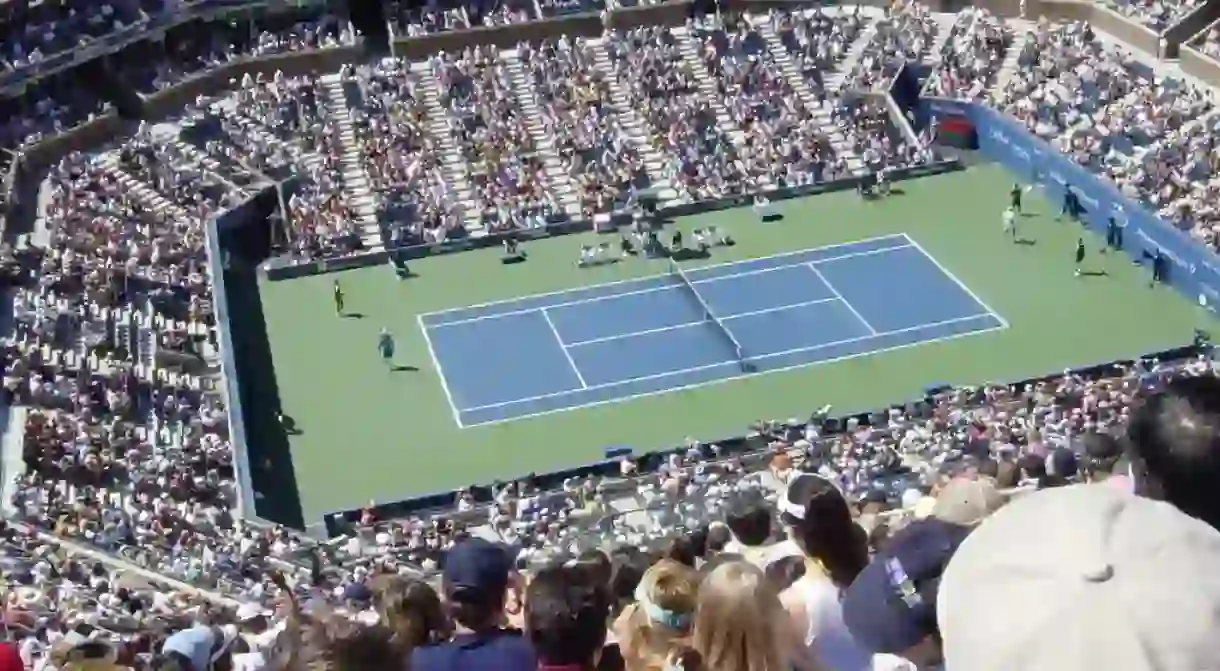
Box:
[460,312,1001,414]
[426,244,914,328]
[542,308,588,389]
[418,314,464,428]
[564,297,841,348]
[460,315,1008,426]
[420,232,908,319]
[901,233,1011,329]
[805,263,878,335]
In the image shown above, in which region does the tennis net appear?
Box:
[667,259,749,371]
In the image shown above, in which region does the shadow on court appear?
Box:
[1014,238,1036,246]
[669,247,712,262]
[279,413,303,435]
[343,312,366,320]
[392,364,420,373]
[1079,270,1109,278]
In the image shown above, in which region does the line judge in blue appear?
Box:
[379,328,396,369]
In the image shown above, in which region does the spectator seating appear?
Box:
[924,7,1013,99]
[848,0,951,91]
[0,0,166,76]
[992,19,1217,252]
[1103,0,1203,32]
[7,5,1220,668]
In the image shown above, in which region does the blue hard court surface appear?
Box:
[419,234,1007,427]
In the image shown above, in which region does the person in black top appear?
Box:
[619,235,632,257]
[671,229,683,253]
[858,172,874,198]
[504,237,519,257]
[1010,183,1023,213]
[1060,186,1077,222]
[1152,248,1167,286]
[1074,238,1086,277]
[333,280,344,316]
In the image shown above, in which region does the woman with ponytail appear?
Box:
[777,473,913,671]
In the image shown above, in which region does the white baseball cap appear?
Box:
[939,483,1220,671]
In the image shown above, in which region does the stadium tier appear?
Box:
[3,0,1220,669]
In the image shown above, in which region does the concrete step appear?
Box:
[321,72,383,250]
[672,26,749,149]
[587,37,677,202]
[414,59,484,232]
[754,19,866,175]
[94,153,194,223]
[502,48,581,213]
[989,32,1027,100]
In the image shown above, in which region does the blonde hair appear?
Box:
[690,561,789,671]
[616,560,699,671]
[373,575,450,654]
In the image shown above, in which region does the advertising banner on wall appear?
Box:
[921,97,1220,313]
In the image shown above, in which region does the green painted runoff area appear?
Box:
[258,164,1218,520]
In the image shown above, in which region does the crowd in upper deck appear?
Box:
[3,3,1220,670]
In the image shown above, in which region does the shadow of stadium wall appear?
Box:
[4,0,1220,534]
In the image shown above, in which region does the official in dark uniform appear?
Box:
[1152,248,1167,286]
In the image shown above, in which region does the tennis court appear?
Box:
[421,233,1008,427]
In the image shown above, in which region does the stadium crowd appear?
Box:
[6,2,1220,671]
[846,0,940,91]
[922,7,1010,99]
[993,17,1220,251]
[1103,0,1202,32]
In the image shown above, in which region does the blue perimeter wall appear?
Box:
[919,96,1220,313]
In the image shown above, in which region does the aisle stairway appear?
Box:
[586,37,677,202]
[207,98,323,173]
[988,20,1034,97]
[92,153,194,223]
[755,17,867,174]
[927,12,961,70]
[320,71,383,251]
[411,59,483,232]
[828,13,877,90]
[672,26,749,149]
[500,48,582,218]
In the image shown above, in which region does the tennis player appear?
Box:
[1074,237,1086,277]
[379,328,396,368]
[1003,206,1017,241]
[333,280,345,316]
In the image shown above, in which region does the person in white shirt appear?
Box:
[777,473,916,671]
[1003,206,1017,241]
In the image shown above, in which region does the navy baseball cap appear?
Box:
[343,582,373,603]
[842,519,972,655]
[443,538,515,601]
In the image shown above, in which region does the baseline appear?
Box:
[418,313,464,428]
[900,233,1010,328]
[421,234,911,328]
[458,312,1004,427]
